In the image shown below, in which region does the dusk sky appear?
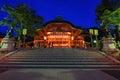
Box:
[0,0,101,34]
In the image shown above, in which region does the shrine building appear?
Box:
[34,17,85,48]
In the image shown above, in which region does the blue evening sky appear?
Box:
[0,0,101,34]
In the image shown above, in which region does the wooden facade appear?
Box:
[34,19,85,48]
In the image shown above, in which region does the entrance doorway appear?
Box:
[47,32,71,48]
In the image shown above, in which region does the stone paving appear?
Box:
[0,69,118,80]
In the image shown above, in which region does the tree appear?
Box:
[95,0,120,38]
[0,5,17,37]
[95,0,120,24]
[103,8,120,41]
[13,3,43,35]
[0,2,43,40]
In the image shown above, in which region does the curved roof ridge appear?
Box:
[44,17,75,27]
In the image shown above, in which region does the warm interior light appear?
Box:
[48,35,70,38]
[68,32,71,34]
[71,36,74,40]
[44,36,46,40]
[47,32,51,34]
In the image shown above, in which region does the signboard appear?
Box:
[22,29,27,35]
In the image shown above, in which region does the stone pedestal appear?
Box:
[0,36,15,52]
[102,38,118,53]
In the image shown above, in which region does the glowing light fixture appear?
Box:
[71,36,74,40]
[94,29,98,35]
[44,36,46,40]
[68,32,71,34]
[47,32,51,34]
[89,29,93,35]
[93,40,96,43]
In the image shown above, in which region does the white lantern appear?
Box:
[22,29,27,35]
[89,29,93,34]
[94,29,98,35]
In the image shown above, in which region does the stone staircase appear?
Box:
[0,48,120,69]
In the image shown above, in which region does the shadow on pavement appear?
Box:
[102,70,120,80]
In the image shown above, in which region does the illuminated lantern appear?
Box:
[22,29,27,35]
[94,29,98,35]
[89,29,93,34]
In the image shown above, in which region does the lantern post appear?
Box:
[89,29,93,47]
[94,29,98,49]
[22,29,27,47]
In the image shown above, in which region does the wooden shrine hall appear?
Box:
[34,17,85,48]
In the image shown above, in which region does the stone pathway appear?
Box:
[0,69,118,80]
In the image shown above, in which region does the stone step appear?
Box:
[7,57,109,60]
[1,48,119,70]
[0,64,120,70]
[8,55,108,57]
[5,58,113,62]
[7,55,110,59]
[0,61,116,65]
